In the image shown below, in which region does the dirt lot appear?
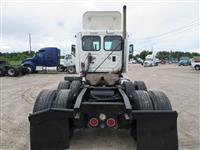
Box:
[1,64,200,150]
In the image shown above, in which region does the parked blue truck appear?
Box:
[21,47,60,72]
[178,57,191,66]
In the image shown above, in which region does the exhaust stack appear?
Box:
[122,5,127,73]
[123,5,127,40]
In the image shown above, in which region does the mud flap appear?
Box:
[29,109,73,150]
[132,111,178,150]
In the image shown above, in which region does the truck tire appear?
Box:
[21,67,29,75]
[52,89,74,138]
[68,66,76,74]
[0,67,6,77]
[69,80,82,102]
[133,81,147,91]
[24,64,34,73]
[52,89,73,108]
[7,67,18,77]
[57,81,71,91]
[70,80,81,89]
[148,91,172,110]
[131,90,153,140]
[195,65,200,70]
[123,81,135,105]
[58,65,66,72]
[33,89,56,113]
[132,90,153,110]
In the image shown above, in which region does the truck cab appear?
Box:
[75,11,128,85]
[59,54,76,73]
[21,47,60,72]
[143,54,159,67]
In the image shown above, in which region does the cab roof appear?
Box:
[83,11,122,30]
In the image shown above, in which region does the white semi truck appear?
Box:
[143,54,160,67]
[29,6,178,150]
[59,54,76,73]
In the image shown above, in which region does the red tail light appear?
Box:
[106,118,116,127]
[89,118,99,127]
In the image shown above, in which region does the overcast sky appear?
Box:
[1,0,199,55]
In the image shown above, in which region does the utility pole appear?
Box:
[29,33,32,54]
[151,45,154,55]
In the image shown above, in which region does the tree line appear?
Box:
[0,51,36,65]
[132,50,200,61]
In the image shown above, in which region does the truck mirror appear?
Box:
[71,44,76,56]
[129,44,134,55]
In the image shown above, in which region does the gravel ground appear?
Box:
[0,64,200,150]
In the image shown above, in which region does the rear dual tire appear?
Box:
[130,90,172,140]
[53,89,74,109]
[57,81,71,91]
[33,89,57,112]
[131,90,153,140]
[132,90,153,110]
[123,81,147,106]
[52,89,77,139]
[148,91,172,110]
[131,90,172,111]
[57,80,81,105]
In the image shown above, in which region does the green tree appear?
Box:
[139,50,151,60]
[129,54,134,61]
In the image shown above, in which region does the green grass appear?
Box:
[8,60,21,65]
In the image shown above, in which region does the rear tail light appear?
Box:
[106,118,116,127]
[89,118,99,127]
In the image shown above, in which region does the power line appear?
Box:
[135,19,200,43]
[135,23,199,48]
[145,24,199,45]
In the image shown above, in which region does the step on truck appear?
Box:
[29,6,178,150]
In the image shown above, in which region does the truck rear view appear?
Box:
[29,6,178,150]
